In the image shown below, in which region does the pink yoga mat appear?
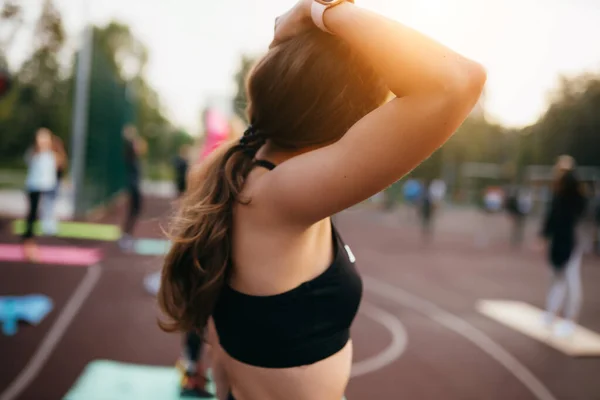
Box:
[0,244,102,266]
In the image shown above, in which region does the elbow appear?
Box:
[438,60,486,108]
[466,61,487,96]
[451,60,487,105]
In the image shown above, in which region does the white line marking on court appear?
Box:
[351,301,408,378]
[362,275,558,400]
[0,264,102,400]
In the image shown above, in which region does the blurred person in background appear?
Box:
[476,186,504,247]
[119,125,146,251]
[402,178,422,221]
[158,1,485,399]
[419,179,434,241]
[199,108,231,161]
[505,184,533,248]
[173,145,191,198]
[41,134,68,236]
[429,178,447,204]
[584,181,600,256]
[595,182,600,255]
[22,128,57,261]
[419,178,446,241]
[541,155,588,337]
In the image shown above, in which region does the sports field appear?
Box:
[1,196,599,400]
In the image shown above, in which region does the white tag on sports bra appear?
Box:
[344,245,356,263]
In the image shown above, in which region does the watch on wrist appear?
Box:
[311,0,354,34]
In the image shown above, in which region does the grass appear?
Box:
[0,168,26,190]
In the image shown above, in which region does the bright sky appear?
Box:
[8,0,600,133]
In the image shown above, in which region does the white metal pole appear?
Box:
[70,23,93,218]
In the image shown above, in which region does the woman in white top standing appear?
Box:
[22,128,57,262]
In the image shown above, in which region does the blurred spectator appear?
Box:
[419,179,434,240]
[22,128,57,261]
[199,108,230,161]
[173,145,190,198]
[594,182,600,255]
[419,178,446,241]
[541,155,587,337]
[505,184,533,248]
[476,186,504,247]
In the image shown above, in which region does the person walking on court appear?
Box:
[506,184,533,248]
[593,182,600,255]
[419,179,435,241]
[41,134,68,236]
[119,125,146,251]
[22,128,57,262]
[158,1,486,399]
[173,145,190,198]
[419,178,446,241]
[541,155,588,337]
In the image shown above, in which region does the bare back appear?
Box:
[211,165,352,400]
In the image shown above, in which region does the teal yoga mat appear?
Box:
[64,360,216,400]
[65,360,347,400]
[134,239,171,256]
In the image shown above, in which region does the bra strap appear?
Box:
[254,159,277,171]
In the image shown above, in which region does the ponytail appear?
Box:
[158,130,264,333]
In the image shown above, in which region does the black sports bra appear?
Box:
[212,160,363,368]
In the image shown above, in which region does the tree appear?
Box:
[527,74,600,166]
[0,0,70,165]
[232,55,257,122]
[93,22,148,82]
[92,22,173,166]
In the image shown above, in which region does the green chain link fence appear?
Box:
[75,31,134,215]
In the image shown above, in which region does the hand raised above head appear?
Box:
[272,0,313,47]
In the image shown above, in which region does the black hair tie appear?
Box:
[239,124,260,147]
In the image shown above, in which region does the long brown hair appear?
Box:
[51,134,68,171]
[158,29,388,333]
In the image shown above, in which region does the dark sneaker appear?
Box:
[180,373,214,398]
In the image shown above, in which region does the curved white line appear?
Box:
[351,301,408,378]
[362,275,558,400]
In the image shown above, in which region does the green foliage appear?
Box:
[92,22,172,166]
[0,0,70,165]
[528,74,600,166]
[233,55,257,123]
[0,2,180,176]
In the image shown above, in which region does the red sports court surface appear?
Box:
[1,198,599,400]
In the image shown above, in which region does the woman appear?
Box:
[41,134,67,236]
[23,128,57,261]
[541,156,587,337]
[159,1,485,399]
